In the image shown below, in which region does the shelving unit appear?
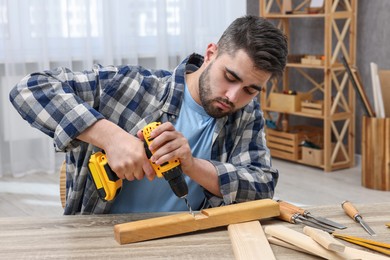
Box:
[259,0,357,171]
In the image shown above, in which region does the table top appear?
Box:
[0,203,389,259]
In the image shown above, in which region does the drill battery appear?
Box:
[88,152,122,201]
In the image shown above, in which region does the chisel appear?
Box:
[278,201,347,229]
[278,202,335,233]
[341,200,376,236]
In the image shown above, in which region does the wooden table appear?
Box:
[0,203,389,259]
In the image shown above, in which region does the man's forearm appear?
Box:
[76,119,126,150]
[183,158,222,198]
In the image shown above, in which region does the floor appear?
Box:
[0,157,389,217]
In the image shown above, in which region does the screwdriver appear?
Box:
[278,200,347,229]
[341,200,376,236]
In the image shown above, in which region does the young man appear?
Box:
[10,15,287,215]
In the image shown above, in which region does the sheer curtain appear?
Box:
[0,0,246,177]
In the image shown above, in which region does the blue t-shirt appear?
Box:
[110,85,216,213]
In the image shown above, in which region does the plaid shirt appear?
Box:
[10,53,278,214]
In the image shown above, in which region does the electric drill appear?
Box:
[88,122,190,204]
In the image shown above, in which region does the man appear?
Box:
[10,15,287,214]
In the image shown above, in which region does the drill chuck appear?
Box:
[162,167,188,198]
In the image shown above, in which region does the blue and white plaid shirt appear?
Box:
[10,53,278,214]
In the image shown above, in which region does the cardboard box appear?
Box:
[269,92,312,112]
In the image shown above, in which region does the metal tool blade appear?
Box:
[295,218,335,234]
[308,215,347,229]
[297,216,336,232]
[356,216,376,236]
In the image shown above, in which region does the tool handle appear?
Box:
[341,200,359,220]
[278,202,299,223]
[278,200,307,216]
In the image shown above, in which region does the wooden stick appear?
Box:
[228,221,275,260]
[264,225,344,260]
[267,236,315,255]
[114,199,279,244]
[303,226,345,252]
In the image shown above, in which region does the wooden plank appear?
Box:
[265,225,344,259]
[341,56,375,117]
[303,226,345,253]
[114,199,280,245]
[370,62,385,117]
[378,70,390,117]
[228,221,275,260]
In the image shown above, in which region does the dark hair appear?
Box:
[217,15,288,79]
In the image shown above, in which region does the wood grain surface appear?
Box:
[114,199,279,244]
[228,221,275,260]
[0,203,389,259]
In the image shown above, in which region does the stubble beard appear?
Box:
[198,62,235,118]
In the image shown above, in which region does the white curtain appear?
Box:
[0,0,246,177]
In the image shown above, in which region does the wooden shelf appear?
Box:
[260,0,357,171]
[263,13,325,18]
[286,62,346,69]
[262,11,353,19]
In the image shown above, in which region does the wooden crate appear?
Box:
[266,125,322,161]
[301,100,324,115]
[301,147,323,166]
[301,143,347,167]
[269,92,312,112]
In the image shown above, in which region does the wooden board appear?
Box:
[370,62,385,117]
[379,70,390,117]
[228,221,275,260]
[341,56,375,117]
[114,199,279,245]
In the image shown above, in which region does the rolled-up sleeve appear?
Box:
[9,67,105,151]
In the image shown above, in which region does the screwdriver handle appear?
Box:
[278,202,299,223]
[341,200,359,220]
[278,200,308,216]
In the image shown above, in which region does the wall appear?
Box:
[247,0,390,154]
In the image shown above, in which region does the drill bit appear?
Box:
[183,197,195,217]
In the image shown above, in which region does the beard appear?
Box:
[198,62,235,118]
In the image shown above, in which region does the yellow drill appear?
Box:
[88,122,193,213]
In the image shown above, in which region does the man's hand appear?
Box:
[143,122,194,172]
[143,122,222,197]
[77,119,155,181]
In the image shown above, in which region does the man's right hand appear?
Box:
[77,119,155,181]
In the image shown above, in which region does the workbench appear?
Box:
[0,203,389,259]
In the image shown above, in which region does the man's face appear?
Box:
[198,49,271,118]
